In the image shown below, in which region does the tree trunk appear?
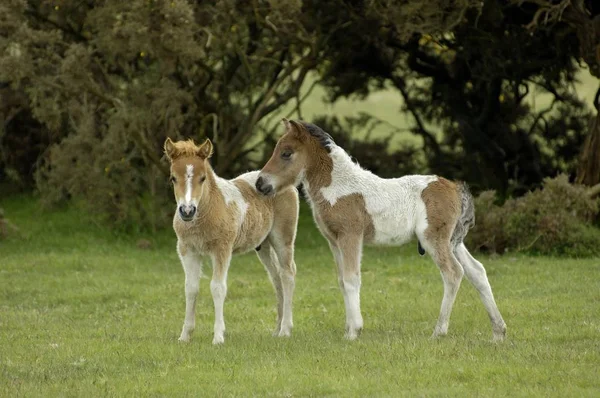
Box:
[575,110,600,186]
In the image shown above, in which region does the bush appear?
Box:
[467,175,600,256]
[0,208,19,239]
[35,125,172,233]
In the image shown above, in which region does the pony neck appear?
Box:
[304,144,351,199]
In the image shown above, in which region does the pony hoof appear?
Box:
[491,322,507,342]
[212,335,225,345]
[344,328,362,341]
[277,328,292,338]
[493,328,506,342]
[178,335,191,343]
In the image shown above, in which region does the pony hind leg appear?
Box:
[255,240,285,335]
[269,191,299,337]
[270,236,296,337]
[420,236,464,338]
[455,243,507,341]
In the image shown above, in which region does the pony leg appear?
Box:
[255,241,284,335]
[455,243,507,341]
[328,241,350,334]
[210,250,232,344]
[422,239,464,338]
[337,233,364,340]
[271,236,296,337]
[178,248,202,342]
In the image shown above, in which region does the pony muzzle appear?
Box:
[255,175,274,196]
[178,204,197,221]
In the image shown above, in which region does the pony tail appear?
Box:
[451,182,475,248]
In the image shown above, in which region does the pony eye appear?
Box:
[199,176,206,183]
[281,151,293,160]
[170,176,177,184]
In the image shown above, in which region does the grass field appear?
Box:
[1,196,599,397]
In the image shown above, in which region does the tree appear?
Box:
[0,0,339,227]
[311,0,597,196]
[511,0,600,187]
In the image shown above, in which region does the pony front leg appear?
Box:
[336,233,364,340]
[210,250,232,345]
[178,247,202,342]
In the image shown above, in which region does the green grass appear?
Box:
[1,196,599,397]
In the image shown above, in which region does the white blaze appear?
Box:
[185,164,194,204]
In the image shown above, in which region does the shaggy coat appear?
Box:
[256,119,506,341]
[165,138,299,344]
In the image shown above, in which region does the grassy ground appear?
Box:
[1,196,599,397]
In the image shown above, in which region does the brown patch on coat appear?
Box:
[421,177,462,275]
[311,194,375,243]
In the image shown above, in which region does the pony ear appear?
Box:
[197,138,214,159]
[283,118,306,140]
[164,137,176,161]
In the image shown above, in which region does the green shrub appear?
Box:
[467,175,600,256]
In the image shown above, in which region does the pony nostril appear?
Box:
[189,205,196,216]
[256,176,273,195]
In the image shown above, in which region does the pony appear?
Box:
[255,119,507,341]
[164,137,299,344]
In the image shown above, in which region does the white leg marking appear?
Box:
[210,252,231,345]
[178,250,202,342]
[329,242,351,332]
[342,272,363,340]
[455,243,507,341]
[336,235,364,340]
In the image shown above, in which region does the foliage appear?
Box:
[1,196,599,396]
[0,0,334,228]
[467,175,600,256]
[0,207,19,239]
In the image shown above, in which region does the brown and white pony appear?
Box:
[164,137,299,344]
[256,119,507,341]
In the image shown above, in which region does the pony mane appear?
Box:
[168,139,200,160]
[299,121,335,153]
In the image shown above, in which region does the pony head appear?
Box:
[164,137,213,222]
[256,119,332,196]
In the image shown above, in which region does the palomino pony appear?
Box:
[164,137,299,344]
[256,119,507,341]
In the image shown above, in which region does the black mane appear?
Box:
[299,121,335,153]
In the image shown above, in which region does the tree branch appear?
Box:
[392,76,442,156]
